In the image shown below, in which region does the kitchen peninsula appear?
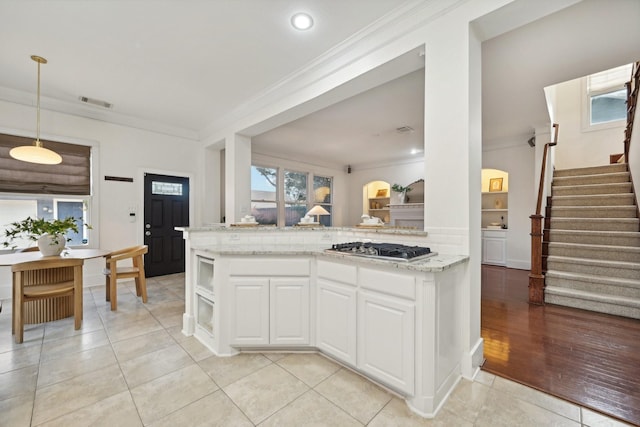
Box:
[179,226,468,418]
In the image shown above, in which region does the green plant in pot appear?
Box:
[391,183,412,203]
[2,216,89,256]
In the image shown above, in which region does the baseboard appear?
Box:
[507,259,531,270]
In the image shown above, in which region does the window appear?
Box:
[251,166,277,225]
[284,170,307,226]
[0,196,91,248]
[586,64,632,128]
[0,134,92,249]
[313,175,332,226]
[251,165,333,226]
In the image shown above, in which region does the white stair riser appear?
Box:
[553,183,632,196]
[549,219,639,232]
[545,293,640,319]
[547,260,640,280]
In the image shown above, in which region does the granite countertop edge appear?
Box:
[192,247,467,272]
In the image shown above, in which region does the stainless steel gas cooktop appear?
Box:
[326,242,437,262]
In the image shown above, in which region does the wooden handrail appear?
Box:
[529,123,559,305]
[624,61,639,162]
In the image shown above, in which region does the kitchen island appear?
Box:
[179,226,469,418]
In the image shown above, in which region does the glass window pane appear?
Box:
[285,203,307,226]
[284,170,307,203]
[251,201,277,225]
[318,205,332,226]
[152,181,183,196]
[57,201,88,245]
[313,175,332,203]
[591,89,627,124]
[251,166,277,201]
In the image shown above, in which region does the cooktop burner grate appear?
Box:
[327,242,436,262]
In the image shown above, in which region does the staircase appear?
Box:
[544,163,640,319]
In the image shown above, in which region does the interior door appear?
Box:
[143,173,189,277]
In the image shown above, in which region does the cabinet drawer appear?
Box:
[317,260,357,285]
[359,267,415,300]
[482,230,506,239]
[229,258,310,276]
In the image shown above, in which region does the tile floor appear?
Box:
[0,273,633,426]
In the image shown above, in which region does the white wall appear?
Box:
[0,99,201,299]
[483,142,536,269]
[553,77,627,169]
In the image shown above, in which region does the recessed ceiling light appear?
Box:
[291,12,313,30]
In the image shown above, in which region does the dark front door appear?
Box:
[143,173,189,277]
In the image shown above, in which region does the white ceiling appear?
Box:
[1,0,639,168]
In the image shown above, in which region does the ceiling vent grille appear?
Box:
[78,96,113,109]
[396,126,414,133]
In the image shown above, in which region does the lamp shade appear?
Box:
[9,55,62,165]
[10,143,62,165]
[306,205,330,217]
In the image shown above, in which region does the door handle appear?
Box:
[145,224,151,229]
[145,231,151,236]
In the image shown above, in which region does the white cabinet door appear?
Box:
[270,278,310,345]
[357,290,415,394]
[316,278,357,366]
[482,236,506,265]
[229,278,269,345]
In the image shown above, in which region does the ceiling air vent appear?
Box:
[78,96,113,109]
[396,126,414,133]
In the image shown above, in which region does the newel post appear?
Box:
[529,214,545,304]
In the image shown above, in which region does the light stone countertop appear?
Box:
[178,225,428,237]
[192,247,467,273]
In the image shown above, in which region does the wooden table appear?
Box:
[0,249,109,324]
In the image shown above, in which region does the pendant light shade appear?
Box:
[9,55,62,165]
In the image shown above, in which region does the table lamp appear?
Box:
[306,205,330,223]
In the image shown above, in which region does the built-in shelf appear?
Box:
[481,192,508,229]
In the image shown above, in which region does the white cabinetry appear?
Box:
[270,278,310,345]
[228,257,310,346]
[358,290,415,394]
[229,278,270,345]
[316,260,415,394]
[482,229,507,266]
[194,255,216,341]
[316,260,357,366]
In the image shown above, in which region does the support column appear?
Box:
[224,134,251,224]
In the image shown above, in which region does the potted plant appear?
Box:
[391,183,412,203]
[2,216,89,256]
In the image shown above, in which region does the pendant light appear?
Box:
[9,55,62,165]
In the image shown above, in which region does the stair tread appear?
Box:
[550,217,639,221]
[549,229,640,236]
[552,182,632,189]
[547,255,640,269]
[551,206,637,210]
[545,286,640,307]
[547,242,640,252]
[545,270,640,287]
[553,193,634,200]
[554,165,627,176]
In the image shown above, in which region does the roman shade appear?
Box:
[0,134,90,195]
